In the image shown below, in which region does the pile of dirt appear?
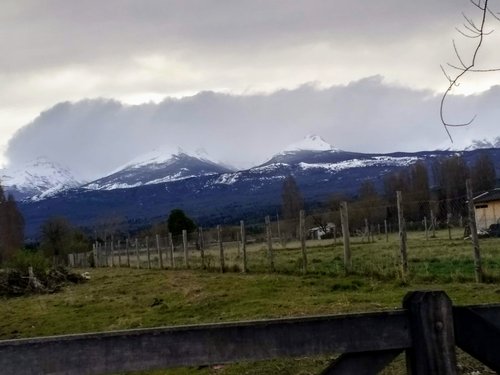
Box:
[0,266,87,297]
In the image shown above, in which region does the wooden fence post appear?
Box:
[403,291,457,374]
[424,216,428,241]
[146,236,151,269]
[117,239,121,267]
[340,201,351,273]
[299,210,307,274]
[92,243,98,268]
[276,212,282,247]
[135,238,140,269]
[156,234,163,269]
[466,179,483,283]
[103,240,108,267]
[384,219,388,243]
[169,232,175,268]
[125,238,130,267]
[397,191,408,279]
[217,225,224,273]
[237,231,241,258]
[364,218,369,243]
[240,220,247,273]
[430,209,436,238]
[265,216,275,272]
[333,223,337,245]
[447,212,452,240]
[199,227,205,269]
[111,235,116,267]
[183,230,189,268]
[96,243,100,267]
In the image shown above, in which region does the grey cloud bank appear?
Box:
[2,0,500,170]
[6,77,500,181]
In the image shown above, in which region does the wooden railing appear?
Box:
[0,291,499,374]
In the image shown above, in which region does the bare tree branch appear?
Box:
[440,0,500,141]
[487,7,500,21]
[446,62,500,73]
[453,40,467,68]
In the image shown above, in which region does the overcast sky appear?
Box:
[2,0,500,180]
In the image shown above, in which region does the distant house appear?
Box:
[309,223,336,240]
[473,188,500,230]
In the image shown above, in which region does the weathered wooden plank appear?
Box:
[0,311,410,375]
[461,304,500,330]
[454,307,500,372]
[403,291,457,375]
[320,349,402,375]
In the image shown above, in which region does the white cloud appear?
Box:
[5,77,500,181]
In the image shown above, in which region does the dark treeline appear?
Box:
[308,153,497,233]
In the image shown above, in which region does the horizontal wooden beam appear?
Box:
[0,310,409,375]
[463,304,500,330]
[320,349,403,375]
[454,307,500,372]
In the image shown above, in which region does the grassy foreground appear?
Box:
[1,231,499,374]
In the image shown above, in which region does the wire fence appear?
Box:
[68,192,499,282]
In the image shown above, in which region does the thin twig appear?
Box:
[440,0,500,141]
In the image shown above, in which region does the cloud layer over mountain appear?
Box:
[6,76,500,181]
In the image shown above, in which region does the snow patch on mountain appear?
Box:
[85,182,142,190]
[214,173,240,185]
[299,156,419,172]
[251,163,289,173]
[466,137,500,150]
[282,135,338,153]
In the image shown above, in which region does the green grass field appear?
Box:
[1,230,499,374]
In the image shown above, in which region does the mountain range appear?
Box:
[2,135,499,238]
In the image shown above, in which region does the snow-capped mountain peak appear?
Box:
[282,135,338,153]
[0,157,81,201]
[259,134,341,166]
[109,146,226,175]
[111,147,177,173]
[84,148,233,191]
[465,137,500,151]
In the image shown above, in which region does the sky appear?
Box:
[2,0,500,180]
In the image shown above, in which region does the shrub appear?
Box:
[6,250,49,277]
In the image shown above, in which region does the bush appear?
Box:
[6,250,49,277]
[1,250,87,297]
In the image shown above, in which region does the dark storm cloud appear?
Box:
[0,0,469,73]
[6,76,499,180]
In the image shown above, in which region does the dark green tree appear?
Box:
[281,175,304,220]
[0,184,25,264]
[353,180,385,226]
[432,156,470,219]
[383,169,410,204]
[471,153,496,194]
[167,209,196,236]
[40,217,73,265]
[408,161,430,220]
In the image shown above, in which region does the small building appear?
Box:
[309,223,336,240]
[473,188,500,230]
